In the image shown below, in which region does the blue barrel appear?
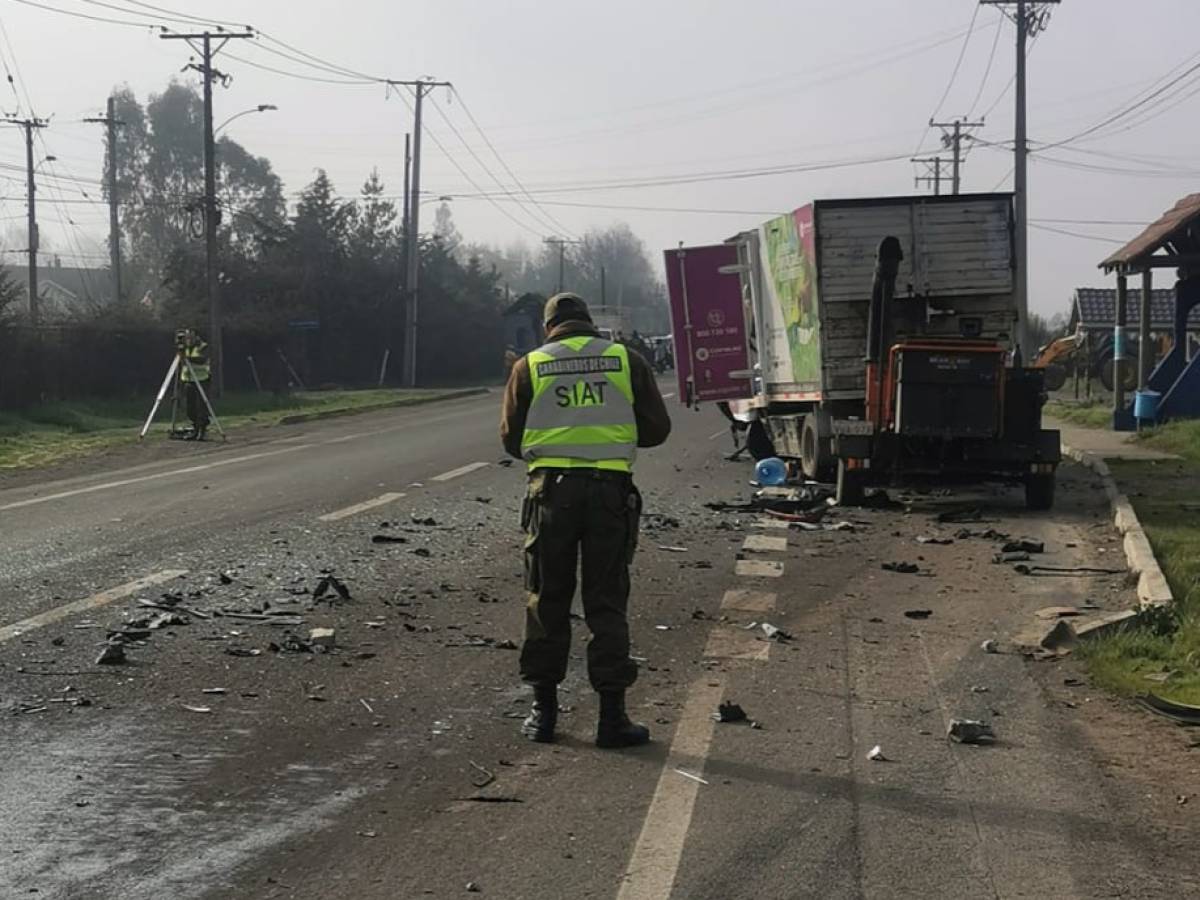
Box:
[1134,390,1161,421]
[755,457,788,487]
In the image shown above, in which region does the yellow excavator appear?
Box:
[1033,324,1085,392]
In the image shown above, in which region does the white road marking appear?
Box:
[0,569,188,643]
[431,461,489,482]
[707,429,728,441]
[318,492,406,522]
[703,627,770,661]
[321,431,375,445]
[735,559,785,578]
[743,534,788,553]
[720,588,777,613]
[616,678,726,900]
[0,445,313,512]
[662,392,675,400]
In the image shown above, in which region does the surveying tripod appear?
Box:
[139,350,227,441]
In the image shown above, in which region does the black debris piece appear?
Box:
[713,701,748,723]
[1139,693,1200,726]
[916,535,954,545]
[882,561,920,574]
[904,609,933,620]
[218,571,234,585]
[955,528,1010,541]
[937,507,986,524]
[313,574,352,603]
[1015,564,1124,577]
[761,623,793,641]
[371,534,408,544]
[412,547,432,558]
[95,641,126,665]
[411,515,438,527]
[948,719,996,744]
[1002,539,1045,554]
[994,551,1031,564]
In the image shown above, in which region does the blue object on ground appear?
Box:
[755,456,788,486]
[1134,390,1161,421]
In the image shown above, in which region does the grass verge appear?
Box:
[1078,420,1200,704]
[0,388,468,471]
[1044,399,1114,429]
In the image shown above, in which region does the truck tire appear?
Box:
[1024,473,1055,511]
[836,459,865,507]
[1098,354,1136,392]
[746,420,776,462]
[800,416,834,481]
[1043,363,1067,392]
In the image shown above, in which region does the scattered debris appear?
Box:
[182,705,212,714]
[371,534,408,544]
[903,609,933,620]
[1015,564,1124,577]
[411,547,433,558]
[936,507,987,524]
[955,527,1009,541]
[469,761,496,789]
[882,561,919,574]
[411,515,438,527]
[95,641,126,665]
[916,535,954,545]
[359,698,375,714]
[866,745,889,761]
[1140,694,1200,726]
[1002,539,1045,554]
[1034,606,1083,620]
[654,625,673,631]
[994,551,1030,564]
[148,612,189,630]
[713,701,748,723]
[980,639,999,654]
[1040,620,1078,651]
[970,685,989,694]
[674,768,709,785]
[642,513,681,530]
[466,882,482,893]
[760,623,793,642]
[313,574,352,603]
[308,627,336,651]
[657,546,689,553]
[948,719,996,744]
[201,687,227,695]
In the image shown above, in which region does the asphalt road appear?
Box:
[1,389,1198,899]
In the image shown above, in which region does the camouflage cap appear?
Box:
[543,292,592,327]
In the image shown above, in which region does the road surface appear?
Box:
[1,389,1197,899]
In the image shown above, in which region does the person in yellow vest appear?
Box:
[179,328,211,441]
[500,293,671,748]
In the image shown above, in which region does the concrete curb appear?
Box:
[1061,442,1174,635]
[274,388,489,426]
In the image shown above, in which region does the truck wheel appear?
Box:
[745,420,776,461]
[836,459,865,507]
[1024,473,1055,511]
[1043,364,1067,392]
[800,416,833,481]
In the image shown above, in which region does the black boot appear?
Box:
[596,690,650,749]
[522,684,557,743]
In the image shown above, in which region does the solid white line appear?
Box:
[617,678,725,900]
[318,491,406,522]
[0,445,313,512]
[735,559,785,578]
[431,461,489,482]
[0,569,188,643]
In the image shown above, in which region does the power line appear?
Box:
[913,4,981,155]
[967,7,1005,117]
[448,196,786,216]
[9,0,162,29]
[1029,222,1125,243]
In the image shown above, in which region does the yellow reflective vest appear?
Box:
[521,335,638,472]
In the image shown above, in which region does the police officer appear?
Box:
[179,328,211,441]
[500,293,671,748]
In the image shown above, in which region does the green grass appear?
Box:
[1044,399,1114,429]
[0,388,453,471]
[1080,434,1200,705]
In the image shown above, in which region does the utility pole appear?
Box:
[912,156,947,195]
[161,29,253,397]
[981,0,1060,354]
[930,118,984,194]
[544,236,581,294]
[84,97,125,305]
[4,116,49,324]
[389,79,450,389]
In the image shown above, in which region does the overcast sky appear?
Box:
[2,0,1198,316]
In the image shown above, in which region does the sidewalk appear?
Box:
[1045,416,1180,461]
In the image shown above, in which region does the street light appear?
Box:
[214,104,277,135]
[34,154,56,171]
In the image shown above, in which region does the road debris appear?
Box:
[148,611,189,630]
[674,768,709,785]
[882,561,919,574]
[916,535,954,545]
[713,701,748,723]
[1015,564,1124,577]
[95,641,126,665]
[1002,539,1045,554]
[469,761,496,789]
[903,609,933,620]
[182,705,212,714]
[657,546,689,553]
[948,719,996,744]
[411,515,438,526]
[308,627,336,651]
[1139,694,1200,726]
[1035,606,1084,620]
[313,574,352,603]
[760,622,793,642]
[981,639,999,654]
[371,534,408,544]
[866,745,889,761]
[201,687,227,695]
[994,551,1030,564]
[466,882,481,893]
[936,507,987,523]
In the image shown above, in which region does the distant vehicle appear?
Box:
[668,192,1061,510]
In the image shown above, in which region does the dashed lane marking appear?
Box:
[431,461,490,482]
[703,627,770,661]
[720,588,777,613]
[318,492,406,522]
[0,445,313,512]
[734,559,785,578]
[616,677,726,900]
[0,569,188,643]
[743,534,788,553]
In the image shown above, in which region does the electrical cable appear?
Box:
[967,7,1004,118]
[913,4,980,155]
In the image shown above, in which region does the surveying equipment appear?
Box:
[139,331,226,441]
